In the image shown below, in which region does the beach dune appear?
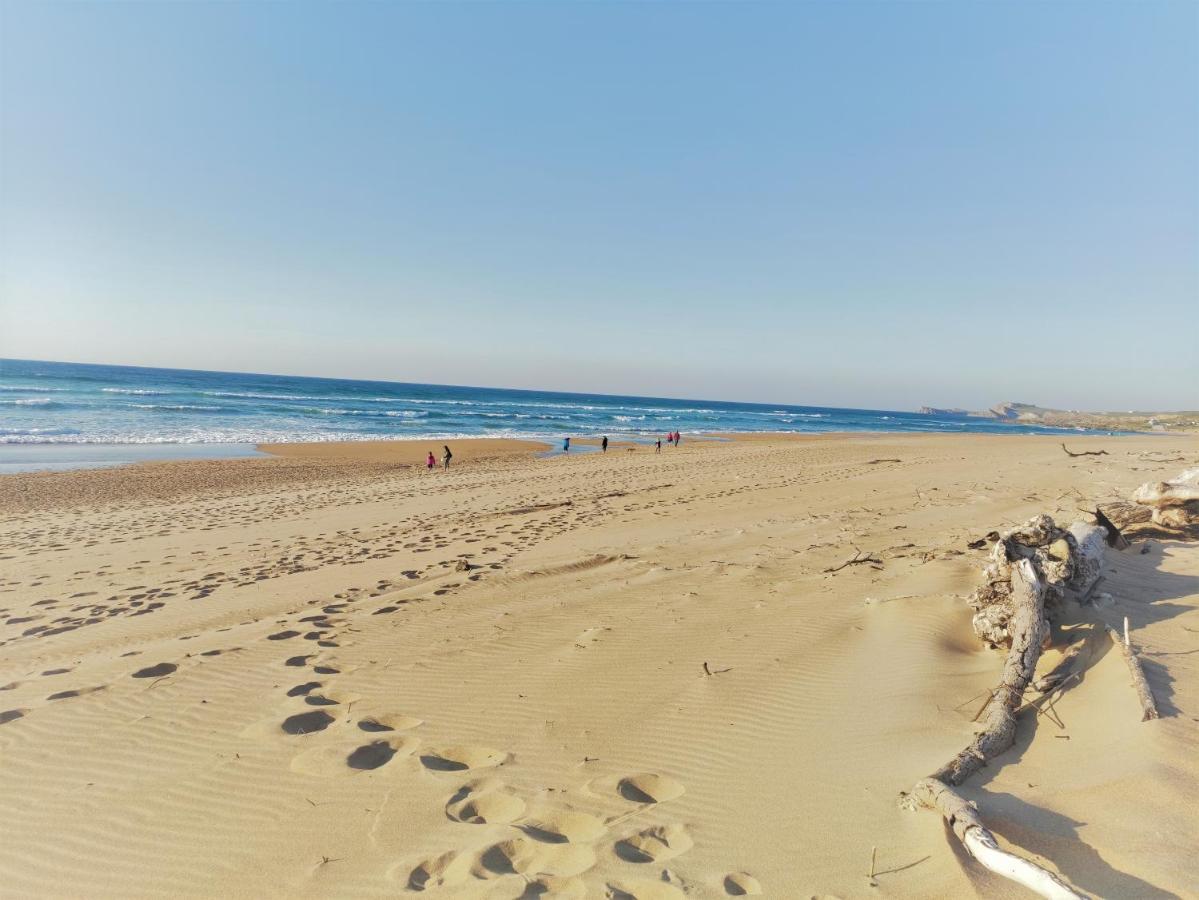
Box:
[0,433,1196,897]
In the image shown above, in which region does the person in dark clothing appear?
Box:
[563,436,571,453]
[655,438,662,453]
[442,445,453,470]
[601,436,609,453]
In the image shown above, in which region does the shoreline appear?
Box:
[0,425,1177,475]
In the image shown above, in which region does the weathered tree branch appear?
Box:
[907,559,1088,898]
[933,559,1047,785]
[1106,617,1159,722]
[909,779,1086,900]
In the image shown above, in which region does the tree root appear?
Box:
[1106,617,1159,721]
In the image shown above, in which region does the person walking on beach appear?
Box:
[563,436,571,453]
[601,436,609,453]
[656,438,662,453]
[426,451,436,472]
[674,431,682,447]
[442,445,453,471]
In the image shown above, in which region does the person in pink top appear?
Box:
[426,451,436,472]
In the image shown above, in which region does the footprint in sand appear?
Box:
[445,778,526,825]
[522,875,586,899]
[479,837,596,878]
[522,809,607,844]
[615,824,693,863]
[290,735,420,776]
[606,879,686,899]
[358,713,422,732]
[280,709,336,735]
[723,872,762,895]
[421,745,509,772]
[304,688,361,707]
[617,773,685,804]
[131,662,177,679]
[404,850,474,891]
[1,708,27,725]
[47,686,107,701]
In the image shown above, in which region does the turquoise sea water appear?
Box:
[0,359,1111,470]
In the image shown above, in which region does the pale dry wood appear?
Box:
[909,779,1085,900]
[934,559,1047,785]
[908,559,1088,899]
[1106,617,1159,722]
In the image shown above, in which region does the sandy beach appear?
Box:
[1,433,1196,898]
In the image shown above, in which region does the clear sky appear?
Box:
[1,1,1195,411]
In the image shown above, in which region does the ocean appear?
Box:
[1,358,1109,471]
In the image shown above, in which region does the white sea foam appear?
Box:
[0,398,56,406]
[131,404,223,411]
[101,388,172,395]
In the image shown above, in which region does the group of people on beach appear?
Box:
[431,431,683,471]
[564,431,682,454]
[426,445,452,471]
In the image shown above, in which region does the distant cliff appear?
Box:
[917,402,1199,433]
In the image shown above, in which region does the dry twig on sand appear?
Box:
[1061,443,1108,458]
[1106,617,1159,721]
[823,548,882,573]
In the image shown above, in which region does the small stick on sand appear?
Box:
[1106,617,1159,721]
[874,854,931,877]
[823,548,882,573]
[1061,443,1109,458]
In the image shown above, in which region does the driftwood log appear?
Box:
[1106,617,1159,721]
[936,559,1048,785]
[967,515,1106,648]
[907,515,1110,896]
[1132,467,1199,529]
[908,779,1084,900]
[907,559,1086,898]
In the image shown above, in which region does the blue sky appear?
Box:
[1,1,1195,410]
